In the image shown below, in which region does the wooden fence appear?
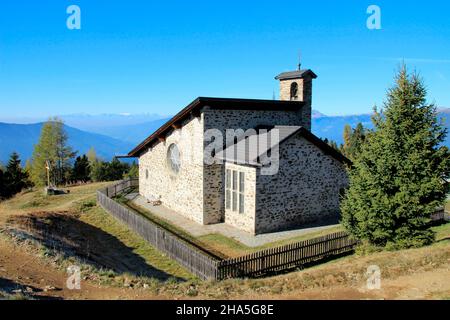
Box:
[217,231,356,279]
[97,180,358,280]
[97,179,220,280]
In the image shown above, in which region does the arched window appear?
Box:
[290,82,298,100]
[167,143,181,174]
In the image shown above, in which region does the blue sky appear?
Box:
[1,0,449,119]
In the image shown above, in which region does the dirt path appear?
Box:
[0,237,162,300]
[274,267,450,300]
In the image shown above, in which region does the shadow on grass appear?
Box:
[7,212,184,282]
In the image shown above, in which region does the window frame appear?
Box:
[225,168,245,214]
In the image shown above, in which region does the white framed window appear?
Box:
[225,169,245,214]
[232,170,237,211]
[225,169,231,209]
[239,172,245,214]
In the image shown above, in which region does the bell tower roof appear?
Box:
[275,69,317,81]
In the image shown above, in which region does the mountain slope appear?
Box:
[94,118,170,143]
[0,123,134,163]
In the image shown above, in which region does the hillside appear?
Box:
[0,183,448,300]
[0,122,134,163]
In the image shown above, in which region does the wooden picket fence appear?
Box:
[97,180,358,280]
[216,231,356,279]
[97,179,220,280]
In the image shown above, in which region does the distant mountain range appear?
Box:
[82,108,450,146]
[313,108,450,147]
[0,122,134,164]
[0,108,448,164]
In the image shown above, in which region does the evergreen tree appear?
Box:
[24,160,34,188]
[72,155,91,182]
[328,140,340,152]
[0,167,5,199]
[31,118,76,186]
[341,123,366,160]
[341,66,450,248]
[90,159,108,182]
[106,158,129,181]
[342,124,352,155]
[124,161,139,179]
[4,152,28,197]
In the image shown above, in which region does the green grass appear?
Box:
[197,225,345,257]
[125,201,228,259]
[126,200,344,258]
[0,183,194,282]
[81,203,195,281]
[432,221,450,242]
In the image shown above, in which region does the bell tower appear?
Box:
[275,65,317,131]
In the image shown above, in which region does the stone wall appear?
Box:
[202,107,308,226]
[279,78,312,131]
[138,103,318,229]
[255,133,348,234]
[139,115,205,224]
[224,162,257,234]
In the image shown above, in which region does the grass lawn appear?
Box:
[0,183,194,281]
[124,199,344,258]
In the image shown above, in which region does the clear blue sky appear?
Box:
[1,0,449,118]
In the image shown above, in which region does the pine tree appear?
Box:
[90,160,108,182]
[0,167,5,199]
[72,155,91,182]
[341,66,450,248]
[4,152,28,197]
[328,140,340,152]
[342,124,352,155]
[341,123,366,160]
[31,118,76,186]
[23,159,34,188]
[124,162,139,179]
[106,158,129,181]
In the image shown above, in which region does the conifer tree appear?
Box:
[4,152,28,197]
[341,123,366,160]
[0,167,5,199]
[341,66,450,248]
[72,155,91,182]
[31,118,76,186]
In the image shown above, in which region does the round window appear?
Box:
[167,143,181,174]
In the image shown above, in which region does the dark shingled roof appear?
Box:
[275,69,318,80]
[215,126,351,166]
[128,97,305,157]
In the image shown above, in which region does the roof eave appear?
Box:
[128,97,305,157]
